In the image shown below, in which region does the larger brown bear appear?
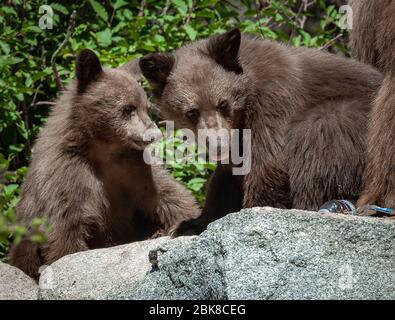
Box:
[349,0,395,209]
[139,28,382,235]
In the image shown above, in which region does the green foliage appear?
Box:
[0,0,349,260]
[0,154,49,261]
[0,154,24,261]
[152,129,217,205]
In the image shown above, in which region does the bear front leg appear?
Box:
[9,221,92,280]
[40,226,90,267]
[242,105,292,209]
[172,164,244,236]
[243,155,291,209]
[9,237,43,280]
[358,73,395,209]
[152,165,200,235]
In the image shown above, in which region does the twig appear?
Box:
[138,0,146,17]
[183,0,194,25]
[51,10,77,92]
[289,0,311,41]
[254,0,266,39]
[163,0,171,15]
[31,101,57,107]
[21,102,31,151]
[298,2,308,30]
[319,33,343,51]
[30,83,42,108]
[105,0,115,25]
[181,1,194,43]
[222,0,239,10]
[158,0,172,43]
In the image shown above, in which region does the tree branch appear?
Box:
[254,0,268,39]
[163,0,171,15]
[138,0,146,17]
[30,84,42,107]
[31,101,57,107]
[51,10,77,92]
[319,33,343,51]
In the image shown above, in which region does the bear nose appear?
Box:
[144,125,162,143]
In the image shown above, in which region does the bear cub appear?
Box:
[139,28,382,235]
[9,49,199,279]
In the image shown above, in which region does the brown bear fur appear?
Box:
[9,49,199,279]
[349,0,395,208]
[139,29,382,235]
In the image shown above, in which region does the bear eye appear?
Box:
[217,100,229,114]
[185,108,200,120]
[122,104,136,116]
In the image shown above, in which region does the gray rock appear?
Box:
[39,236,190,300]
[0,262,38,300]
[130,208,395,300]
[35,207,395,300]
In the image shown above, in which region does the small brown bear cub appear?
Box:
[9,49,199,279]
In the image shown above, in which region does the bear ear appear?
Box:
[118,59,141,81]
[206,28,243,74]
[75,49,103,94]
[139,53,175,97]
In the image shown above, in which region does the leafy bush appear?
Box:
[0,154,48,261]
[0,0,349,261]
[151,129,217,205]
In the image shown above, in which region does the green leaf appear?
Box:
[154,34,166,43]
[16,93,24,101]
[51,3,69,15]
[172,0,188,16]
[113,0,128,10]
[299,30,312,44]
[30,234,45,243]
[17,122,29,140]
[4,184,18,197]
[25,75,33,87]
[24,26,43,33]
[96,28,112,47]
[1,6,17,16]
[187,177,206,192]
[8,144,24,154]
[184,25,197,40]
[0,41,10,55]
[0,56,24,67]
[89,0,109,22]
